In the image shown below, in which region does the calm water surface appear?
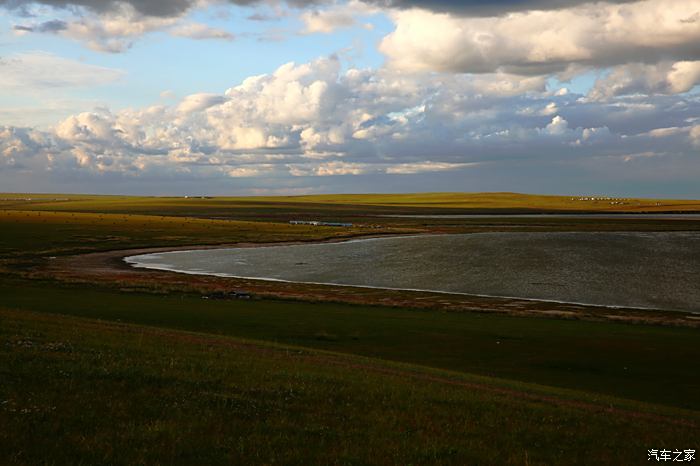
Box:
[126,232,700,312]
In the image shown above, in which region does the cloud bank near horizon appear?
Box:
[1,0,699,195]
[2,54,699,195]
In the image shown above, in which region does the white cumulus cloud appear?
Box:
[169,23,234,41]
[0,54,699,195]
[589,61,700,100]
[379,0,700,75]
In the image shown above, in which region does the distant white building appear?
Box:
[289,220,352,227]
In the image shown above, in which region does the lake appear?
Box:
[125,232,700,312]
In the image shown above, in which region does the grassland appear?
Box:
[2,277,699,411]
[3,191,700,221]
[1,192,699,464]
[0,209,398,263]
[2,309,698,465]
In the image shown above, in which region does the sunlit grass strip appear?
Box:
[2,191,700,213]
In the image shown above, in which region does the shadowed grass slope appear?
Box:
[1,308,697,466]
[2,279,699,411]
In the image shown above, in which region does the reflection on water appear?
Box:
[126,232,700,312]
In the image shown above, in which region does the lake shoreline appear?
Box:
[124,231,700,315]
[30,232,700,328]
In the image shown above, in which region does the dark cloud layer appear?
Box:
[13,18,67,32]
[1,0,639,18]
[1,0,327,17]
[3,0,212,17]
[365,0,639,16]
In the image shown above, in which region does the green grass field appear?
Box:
[1,193,699,464]
[2,309,698,465]
[2,278,699,410]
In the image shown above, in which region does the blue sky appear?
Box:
[1,0,699,196]
[0,2,394,120]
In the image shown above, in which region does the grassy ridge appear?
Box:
[2,278,699,411]
[0,209,395,260]
[1,308,697,465]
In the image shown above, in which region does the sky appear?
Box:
[0,0,699,197]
